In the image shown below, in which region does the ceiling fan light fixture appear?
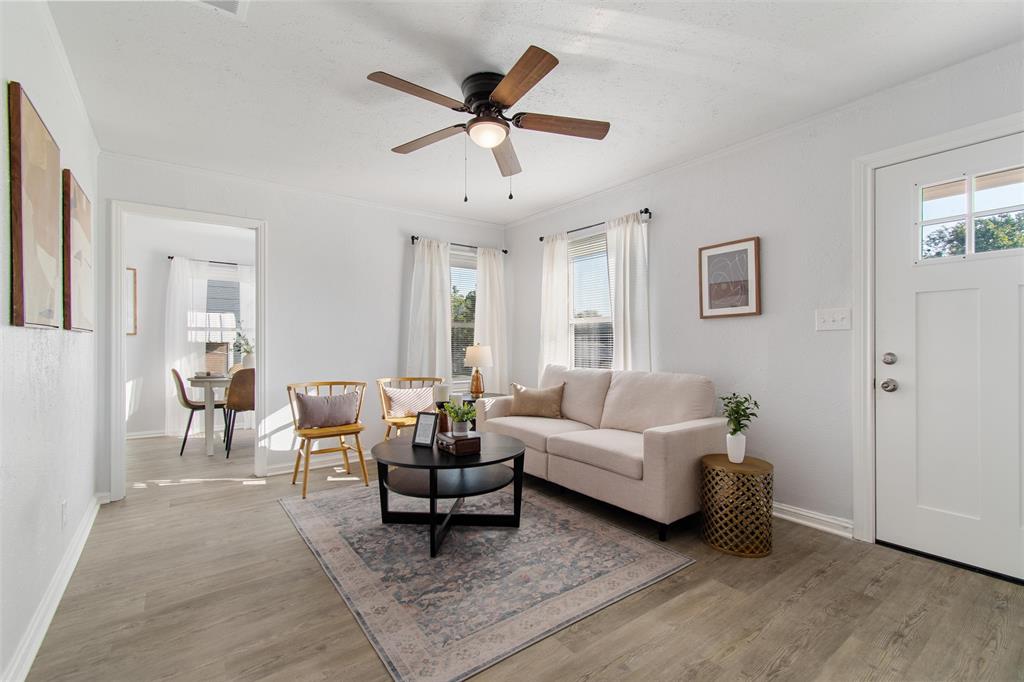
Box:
[467,116,509,149]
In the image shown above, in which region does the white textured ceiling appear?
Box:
[50,1,1024,224]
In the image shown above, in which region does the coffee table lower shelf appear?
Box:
[377,459,524,558]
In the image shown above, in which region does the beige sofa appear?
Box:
[477,365,727,539]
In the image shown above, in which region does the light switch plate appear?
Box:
[815,307,851,331]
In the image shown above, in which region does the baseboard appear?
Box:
[125,430,163,440]
[773,501,853,539]
[2,494,102,682]
[265,453,375,478]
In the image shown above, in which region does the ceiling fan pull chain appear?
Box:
[508,175,513,201]
[463,133,468,203]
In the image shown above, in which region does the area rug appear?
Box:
[280,484,694,682]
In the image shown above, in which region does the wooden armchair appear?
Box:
[287,381,368,498]
[377,377,443,439]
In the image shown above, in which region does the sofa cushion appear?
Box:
[547,429,644,480]
[600,371,715,433]
[541,365,613,428]
[509,382,564,418]
[481,416,591,453]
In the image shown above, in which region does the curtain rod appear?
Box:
[167,256,241,266]
[538,207,652,242]
[409,236,508,254]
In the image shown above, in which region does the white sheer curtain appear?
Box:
[474,247,508,392]
[164,257,209,437]
[607,211,651,371]
[538,232,570,380]
[406,238,452,378]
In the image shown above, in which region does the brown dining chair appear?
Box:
[287,381,368,498]
[171,368,226,456]
[224,368,255,458]
[377,377,443,439]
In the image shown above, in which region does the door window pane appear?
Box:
[974,167,1024,213]
[974,210,1024,254]
[921,179,966,221]
[921,220,966,259]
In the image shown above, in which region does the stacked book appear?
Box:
[436,431,482,455]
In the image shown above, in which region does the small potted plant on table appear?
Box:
[720,393,760,463]
[443,401,477,436]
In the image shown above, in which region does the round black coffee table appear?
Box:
[371,433,526,557]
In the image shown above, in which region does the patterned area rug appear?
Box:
[280,484,694,682]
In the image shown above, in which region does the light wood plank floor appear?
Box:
[28,434,1024,681]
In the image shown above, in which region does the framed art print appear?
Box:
[699,236,761,318]
[63,169,94,331]
[8,81,62,328]
[412,411,439,448]
[125,267,138,335]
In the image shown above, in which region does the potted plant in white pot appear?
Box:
[233,329,255,369]
[720,393,760,463]
[443,401,476,436]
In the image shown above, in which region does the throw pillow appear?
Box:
[294,391,360,429]
[509,382,564,418]
[383,386,435,417]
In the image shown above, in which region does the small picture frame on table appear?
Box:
[412,411,439,448]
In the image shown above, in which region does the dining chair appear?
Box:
[224,368,255,458]
[171,368,226,457]
[287,381,368,498]
[377,377,443,439]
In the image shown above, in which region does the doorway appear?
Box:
[874,133,1024,579]
[109,202,268,501]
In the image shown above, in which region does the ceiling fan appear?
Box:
[367,45,610,178]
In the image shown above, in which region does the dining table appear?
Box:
[188,375,232,456]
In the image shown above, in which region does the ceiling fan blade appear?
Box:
[391,125,466,154]
[489,46,558,108]
[514,113,610,140]
[367,71,467,112]
[492,137,522,177]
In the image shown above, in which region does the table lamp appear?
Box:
[464,344,493,399]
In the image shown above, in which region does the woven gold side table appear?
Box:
[700,454,773,557]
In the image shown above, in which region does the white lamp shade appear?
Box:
[464,344,493,368]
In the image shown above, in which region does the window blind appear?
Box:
[450,245,477,380]
[569,233,613,369]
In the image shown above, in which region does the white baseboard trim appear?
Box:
[2,494,102,682]
[125,430,164,440]
[265,453,375,478]
[773,502,854,539]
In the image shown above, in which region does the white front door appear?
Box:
[875,132,1024,579]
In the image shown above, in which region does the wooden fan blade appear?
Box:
[490,46,558,108]
[514,113,610,140]
[367,71,467,111]
[392,125,466,154]
[492,137,522,177]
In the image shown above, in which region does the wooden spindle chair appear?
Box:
[377,376,443,439]
[286,381,368,498]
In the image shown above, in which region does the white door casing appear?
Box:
[875,133,1024,578]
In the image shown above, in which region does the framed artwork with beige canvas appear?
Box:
[8,81,62,328]
[63,169,94,331]
[699,236,761,318]
[125,267,138,335]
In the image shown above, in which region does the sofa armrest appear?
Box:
[476,395,513,429]
[642,417,728,522]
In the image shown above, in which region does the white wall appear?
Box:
[96,153,504,479]
[503,42,1024,521]
[0,3,101,679]
[124,216,255,436]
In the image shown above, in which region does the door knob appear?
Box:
[880,378,898,393]
[882,352,897,365]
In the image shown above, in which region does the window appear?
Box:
[920,166,1024,260]
[450,246,477,381]
[204,279,240,373]
[569,232,613,369]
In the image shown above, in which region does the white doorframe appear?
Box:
[850,112,1024,542]
[108,201,270,501]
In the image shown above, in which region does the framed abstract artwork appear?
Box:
[125,267,138,336]
[63,169,94,331]
[8,81,62,328]
[699,236,761,318]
